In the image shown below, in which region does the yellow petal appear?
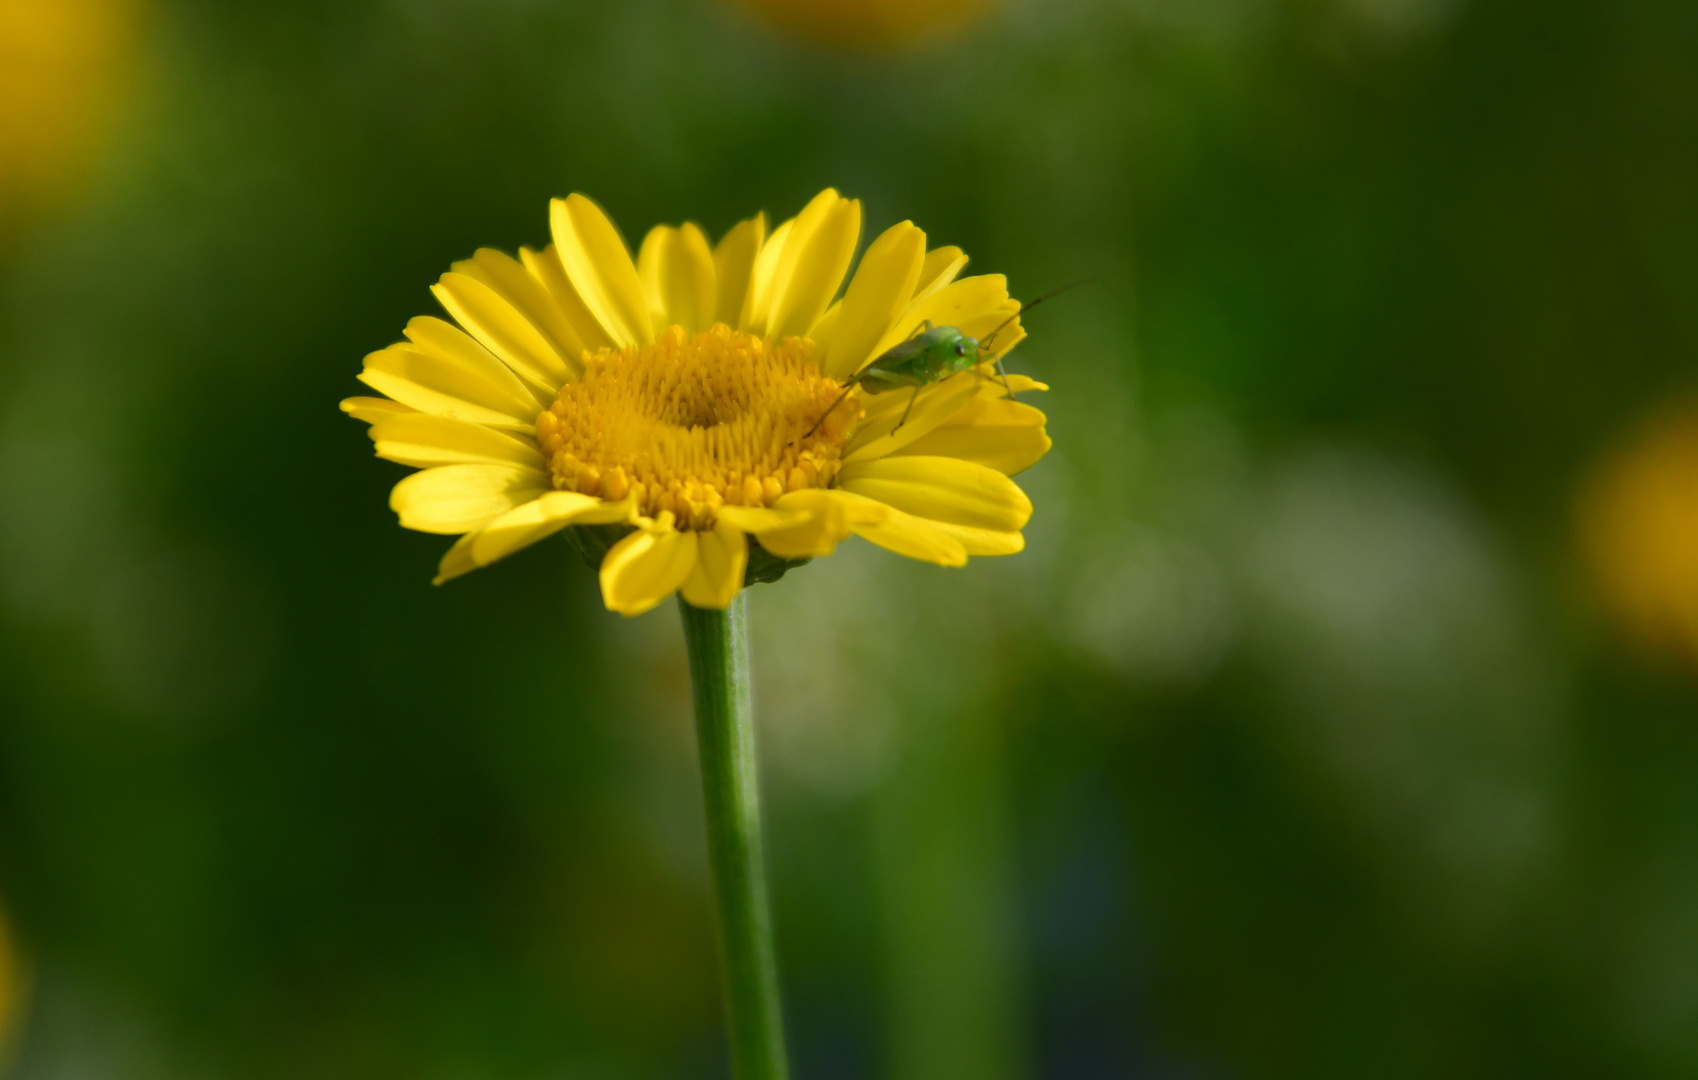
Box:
[636,229,666,327]
[837,455,1032,531]
[433,532,481,585]
[744,519,840,560]
[550,194,653,349]
[520,245,617,354]
[370,413,544,470]
[820,221,926,380]
[390,464,548,535]
[432,272,574,394]
[756,190,837,332]
[451,248,590,375]
[676,223,718,331]
[913,245,968,302]
[681,518,748,609]
[357,369,530,433]
[401,317,548,410]
[892,396,1052,476]
[716,504,813,533]
[860,366,1029,423]
[847,362,1045,450]
[436,494,639,584]
[359,343,539,433]
[713,214,765,328]
[470,491,634,567]
[847,507,1022,562]
[808,299,843,345]
[753,489,888,559]
[638,223,718,333]
[928,521,1025,556]
[851,506,968,567]
[599,514,700,616]
[741,217,795,334]
[981,321,1026,357]
[341,396,416,424]
[842,370,982,463]
[872,274,1020,361]
[767,194,861,341]
[974,369,1047,395]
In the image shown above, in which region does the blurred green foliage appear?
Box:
[1,0,1697,1077]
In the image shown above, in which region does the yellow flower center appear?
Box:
[535,324,858,529]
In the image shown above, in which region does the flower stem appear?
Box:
[678,594,790,1080]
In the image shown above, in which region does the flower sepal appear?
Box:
[560,522,630,573]
[744,542,812,586]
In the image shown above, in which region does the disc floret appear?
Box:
[536,324,858,529]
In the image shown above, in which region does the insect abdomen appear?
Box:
[858,370,916,394]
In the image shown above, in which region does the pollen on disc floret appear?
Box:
[536,324,860,529]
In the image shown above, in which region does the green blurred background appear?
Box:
[3,0,1698,1076]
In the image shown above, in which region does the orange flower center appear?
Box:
[535,324,858,528]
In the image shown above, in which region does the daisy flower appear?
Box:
[343,189,1051,615]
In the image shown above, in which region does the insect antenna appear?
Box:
[802,379,858,441]
[979,277,1096,356]
[977,277,1096,399]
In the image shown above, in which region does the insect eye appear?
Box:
[954,341,968,356]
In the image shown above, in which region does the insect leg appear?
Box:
[802,380,858,440]
[993,352,1016,401]
[892,385,923,433]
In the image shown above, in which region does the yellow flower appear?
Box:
[731,0,992,48]
[0,900,21,1060]
[344,190,1051,616]
[1578,401,1698,667]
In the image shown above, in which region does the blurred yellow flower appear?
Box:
[732,0,992,48]
[345,189,1051,616]
[0,902,22,1058]
[1578,401,1698,666]
[0,0,140,215]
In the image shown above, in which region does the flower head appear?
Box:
[344,190,1051,615]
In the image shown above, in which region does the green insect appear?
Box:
[805,279,1092,439]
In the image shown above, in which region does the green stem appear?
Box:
[678,594,790,1080]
